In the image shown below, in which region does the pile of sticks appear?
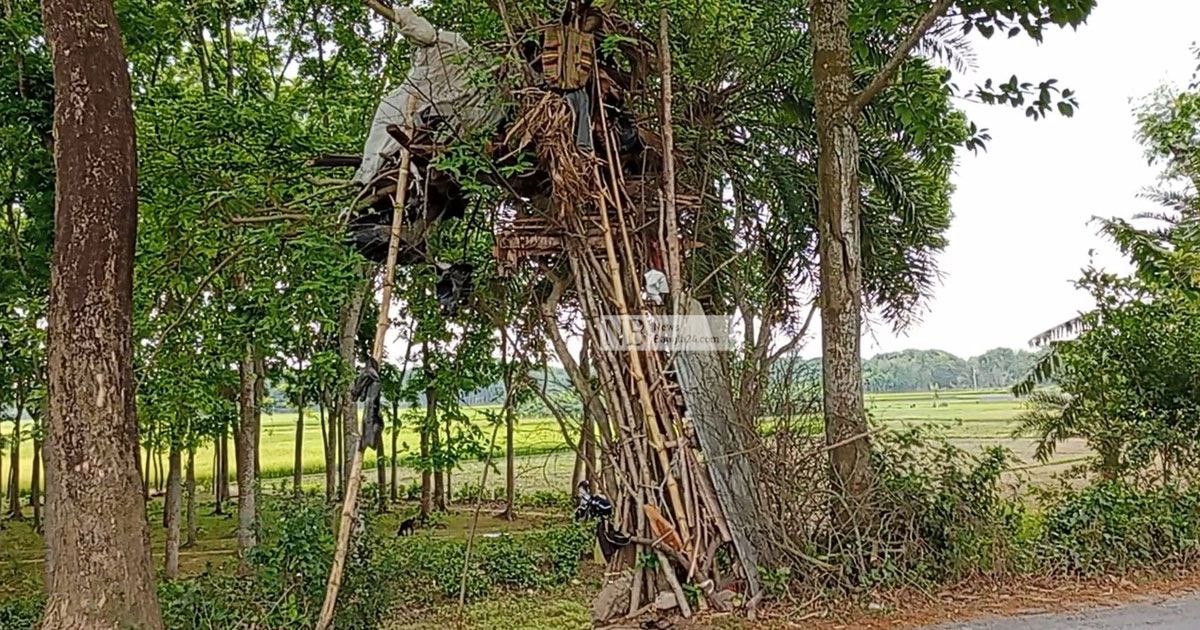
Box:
[514,12,762,620]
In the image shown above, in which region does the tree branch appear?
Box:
[230,213,309,224]
[364,0,402,25]
[852,0,955,114]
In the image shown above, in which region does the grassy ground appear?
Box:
[0,388,1096,629]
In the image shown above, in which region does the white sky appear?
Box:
[843,0,1200,359]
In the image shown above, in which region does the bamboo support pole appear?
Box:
[316,102,416,630]
[657,8,684,309]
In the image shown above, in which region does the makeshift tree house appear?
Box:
[317,1,769,623]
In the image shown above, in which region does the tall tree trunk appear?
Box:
[215,427,229,514]
[31,437,42,530]
[812,0,875,530]
[320,397,336,502]
[185,447,197,547]
[376,437,387,512]
[420,407,431,519]
[254,354,265,480]
[142,443,150,502]
[164,445,182,579]
[427,381,441,514]
[8,414,21,518]
[505,402,515,520]
[390,400,399,502]
[338,286,365,491]
[294,391,305,497]
[335,395,344,496]
[40,0,164,621]
[236,342,259,572]
[155,447,164,495]
[443,417,451,507]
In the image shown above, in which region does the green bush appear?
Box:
[1039,480,1200,574]
[516,489,572,510]
[161,491,394,630]
[388,522,594,602]
[867,428,1030,585]
[0,595,43,630]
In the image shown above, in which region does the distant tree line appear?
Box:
[862,348,1043,393]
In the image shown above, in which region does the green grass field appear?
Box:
[0,389,1047,495]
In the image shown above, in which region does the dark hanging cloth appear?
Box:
[353,357,384,452]
[563,89,594,151]
[597,520,631,563]
[435,262,475,316]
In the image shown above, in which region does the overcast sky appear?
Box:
[838,0,1200,359]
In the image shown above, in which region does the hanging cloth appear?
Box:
[353,357,385,452]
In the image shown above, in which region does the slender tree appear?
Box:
[39,0,162,623]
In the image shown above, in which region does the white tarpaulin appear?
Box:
[353,7,502,186]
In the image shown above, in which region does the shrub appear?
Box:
[0,595,43,630]
[866,428,1029,585]
[516,489,572,510]
[389,522,594,602]
[161,492,394,630]
[1039,480,1200,574]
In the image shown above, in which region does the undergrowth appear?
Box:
[760,428,1200,602]
[0,492,592,630]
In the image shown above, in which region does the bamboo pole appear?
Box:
[316,101,416,630]
[657,8,684,306]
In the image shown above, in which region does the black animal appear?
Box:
[397,517,417,537]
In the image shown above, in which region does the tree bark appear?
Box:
[335,395,344,496]
[236,342,259,572]
[185,446,197,547]
[505,401,515,520]
[338,286,366,490]
[31,437,42,530]
[155,447,164,495]
[215,427,229,514]
[320,397,336,502]
[165,445,182,579]
[40,0,163,622]
[444,416,452,506]
[812,0,875,530]
[254,354,265,480]
[141,442,150,503]
[390,400,399,502]
[428,381,442,513]
[376,436,387,512]
[7,415,21,518]
[420,403,431,519]
[294,391,305,497]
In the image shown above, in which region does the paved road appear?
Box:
[927,592,1200,629]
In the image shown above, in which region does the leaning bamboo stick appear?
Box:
[316,100,417,630]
